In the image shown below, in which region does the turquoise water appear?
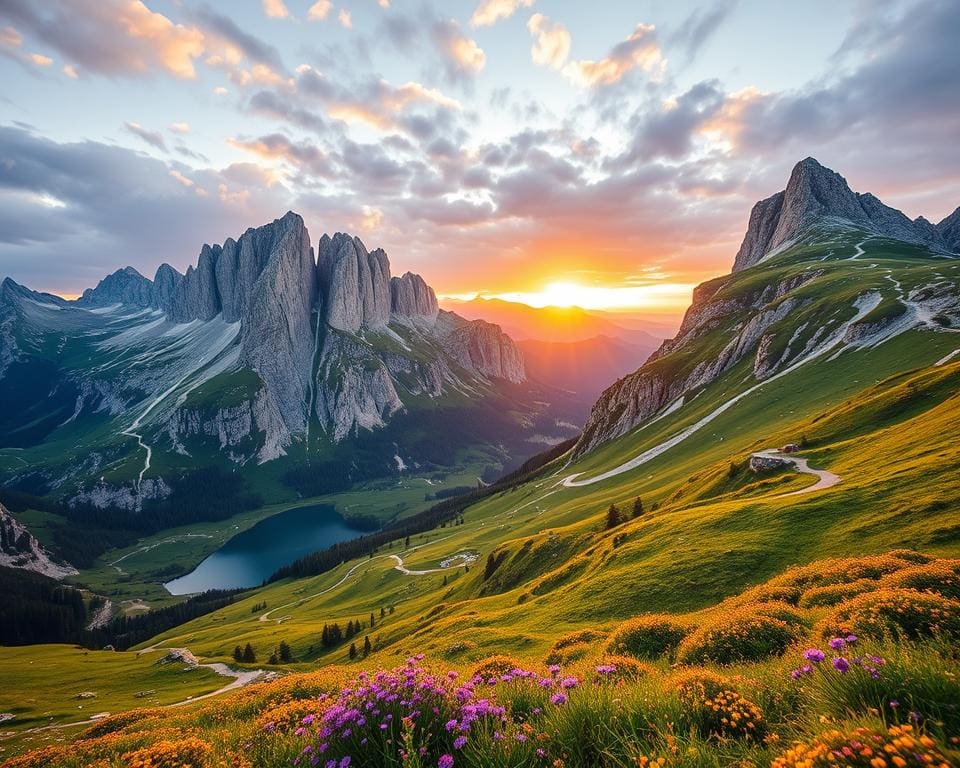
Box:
[165,504,365,594]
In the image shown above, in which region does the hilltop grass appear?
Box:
[0,645,224,758]
[3,550,959,767]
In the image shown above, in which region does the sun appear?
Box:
[539,281,586,308]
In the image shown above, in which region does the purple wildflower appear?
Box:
[833,657,850,673]
[551,692,568,705]
[829,637,846,651]
[560,676,579,690]
[804,648,826,663]
[438,755,454,768]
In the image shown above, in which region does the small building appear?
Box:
[782,443,800,454]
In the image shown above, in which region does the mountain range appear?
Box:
[0,213,578,511]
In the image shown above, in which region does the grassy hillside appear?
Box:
[3,550,958,767]
[3,231,960,765]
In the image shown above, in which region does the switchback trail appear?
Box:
[750,449,841,496]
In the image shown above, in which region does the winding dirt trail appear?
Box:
[750,449,841,497]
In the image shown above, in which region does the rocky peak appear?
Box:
[733,157,955,272]
[938,206,960,251]
[390,271,439,323]
[436,311,525,384]
[77,266,155,308]
[317,232,392,332]
[152,264,183,315]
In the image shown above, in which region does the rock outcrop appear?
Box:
[0,503,77,579]
[391,272,439,323]
[436,311,526,383]
[733,158,954,272]
[938,206,960,251]
[152,264,183,315]
[317,234,391,332]
[77,267,155,308]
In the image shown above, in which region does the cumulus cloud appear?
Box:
[0,0,205,79]
[124,121,167,151]
[261,0,291,20]
[61,63,78,78]
[307,1,333,21]
[338,9,352,29]
[170,121,190,134]
[227,133,337,179]
[432,20,486,82]
[566,23,665,87]
[470,0,535,28]
[527,13,570,69]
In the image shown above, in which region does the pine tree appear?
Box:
[268,652,279,665]
[380,607,386,618]
[321,624,329,647]
[605,503,622,530]
[369,612,375,628]
[363,635,371,657]
[442,574,448,586]
[346,619,355,639]
[232,645,243,663]
[242,642,256,663]
[632,497,643,519]
[349,642,357,660]
[278,640,292,663]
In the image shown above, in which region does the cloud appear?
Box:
[338,9,352,29]
[0,0,205,79]
[261,0,290,20]
[566,23,665,87]
[1,26,22,47]
[669,0,739,62]
[170,122,191,134]
[61,63,78,78]
[190,6,287,74]
[124,121,167,151]
[227,133,337,178]
[432,20,486,81]
[307,1,332,21]
[527,13,570,69]
[470,0,535,28]
[28,52,52,66]
[168,169,194,187]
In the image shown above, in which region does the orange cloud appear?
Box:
[438,29,486,73]
[262,0,291,20]
[527,13,570,69]
[338,9,352,29]
[0,26,22,48]
[307,0,333,21]
[114,0,205,79]
[28,52,53,66]
[471,0,535,28]
[565,23,665,87]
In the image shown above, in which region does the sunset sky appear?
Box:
[1,0,958,314]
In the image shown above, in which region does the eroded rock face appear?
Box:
[317,234,392,332]
[436,311,525,384]
[77,267,155,308]
[152,264,183,315]
[938,206,960,251]
[0,503,77,579]
[733,157,954,272]
[391,272,439,323]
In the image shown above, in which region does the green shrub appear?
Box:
[605,614,691,660]
[676,610,803,665]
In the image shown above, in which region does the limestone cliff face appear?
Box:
[239,212,317,439]
[317,234,392,332]
[938,206,960,251]
[436,311,526,384]
[391,272,439,323]
[733,158,954,272]
[152,264,183,315]
[77,267,155,308]
[0,503,77,579]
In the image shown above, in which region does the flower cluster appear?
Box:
[817,588,960,643]
[790,636,886,680]
[698,690,764,740]
[604,614,690,660]
[121,737,212,768]
[676,607,803,665]
[772,724,953,768]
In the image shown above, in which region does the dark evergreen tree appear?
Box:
[605,503,623,529]
[233,645,243,663]
[278,640,292,663]
[349,642,357,660]
[363,635,372,657]
[632,497,643,519]
[242,643,256,663]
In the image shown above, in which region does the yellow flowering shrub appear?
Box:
[669,668,733,707]
[81,708,167,739]
[773,554,914,591]
[772,724,953,768]
[676,608,803,665]
[696,689,764,740]
[595,655,655,682]
[799,578,879,608]
[254,697,322,734]
[121,737,212,768]
[605,614,692,660]
[545,629,607,665]
[879,559,960,600]
[817,587,960,641]
[471,655,525,679]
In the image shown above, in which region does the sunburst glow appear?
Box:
[483,281,695,310]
